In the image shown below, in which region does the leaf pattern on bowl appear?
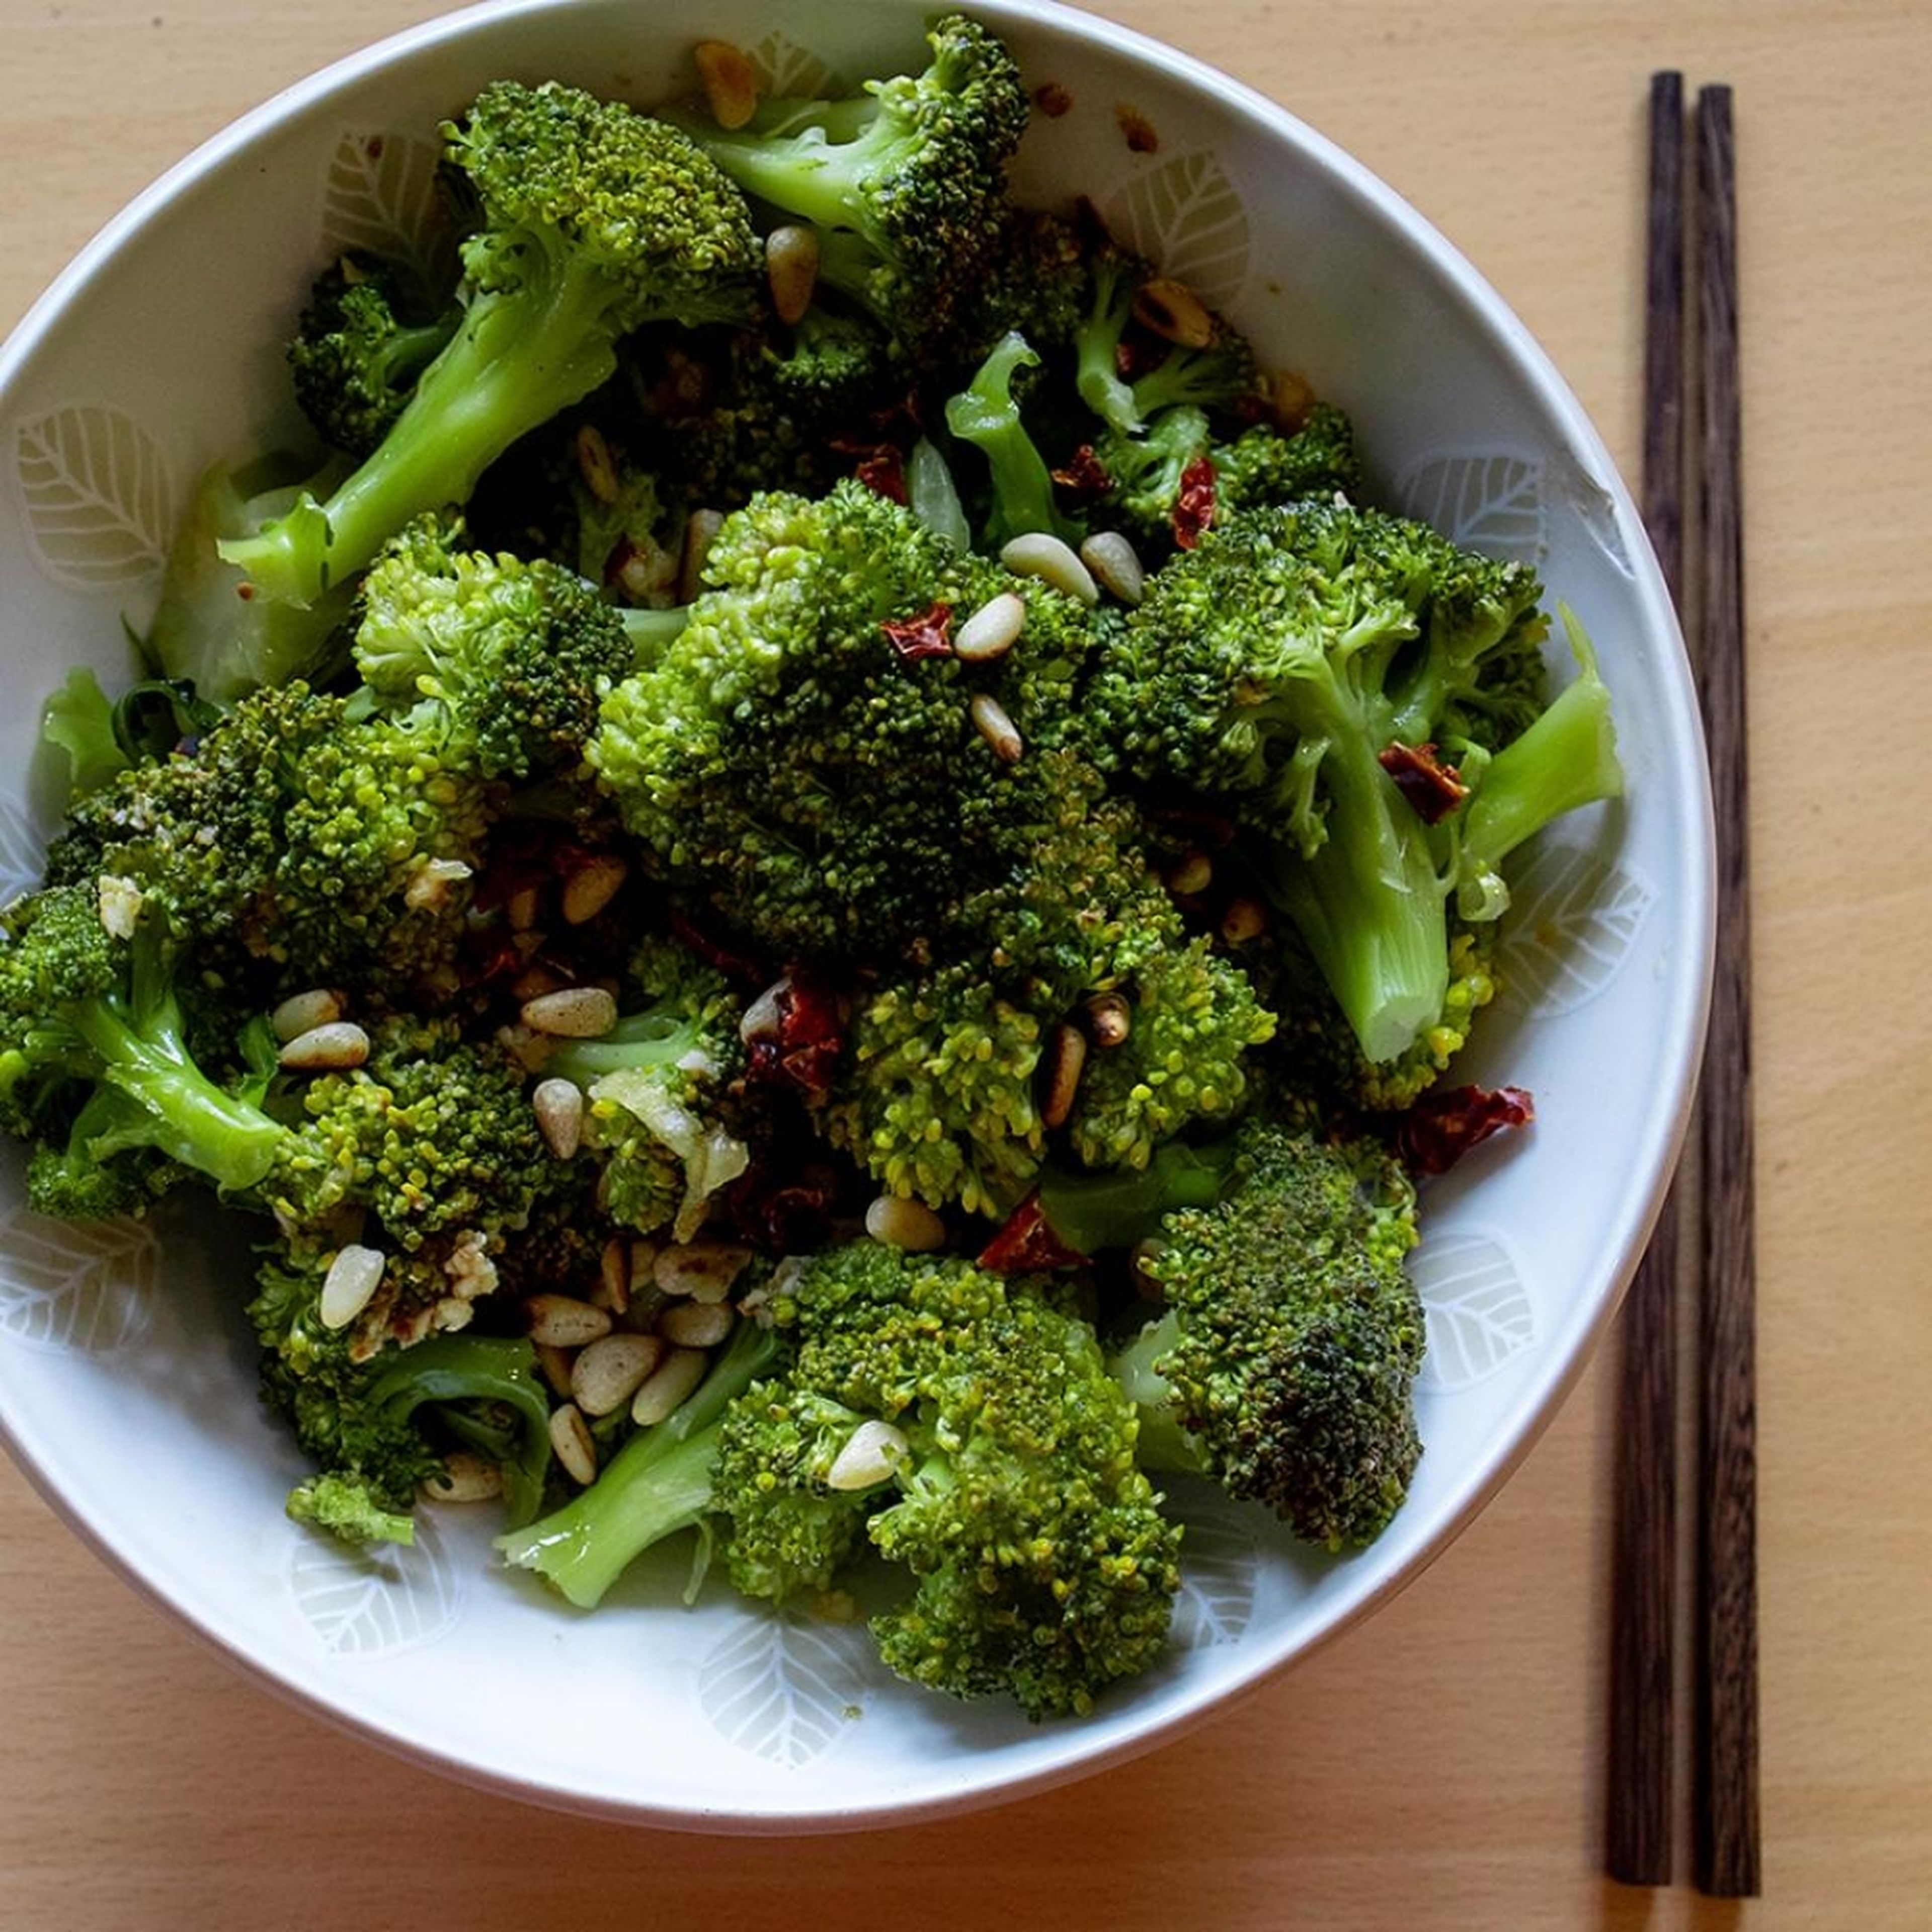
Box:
[286,1510,466,1658]
[1411,1227,1536,1392]
[1101,150,1252,312]
[1493,842,1657,1016]
[0,793,51,907]
[1395,451,1546,565]
[320,128,457,304]
[698,1606,871,1766]
[0,1205,155,1354]
[744,31,843,100]
[1171,1504,1260,1651]
[15,405,174,589]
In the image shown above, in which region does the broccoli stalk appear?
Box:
[943,330,1080,550]
[495,1315,784,1606]
[215,80,759,614]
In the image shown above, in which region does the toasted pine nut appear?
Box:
[1221,895,1270,944]
[403,856,472,912]
[279,1021,371,1072]
[1000,532,1098,605]
[864,1193,947,1253]
[520,986,618,1038]
[591,1235,631,1314]
[524,1293,613,1349]
[739,976,789,1044]
[271,989,345,1043]
[319,1244,385,1330]
[1039,1022,1087,1130]
[953,591,1026,662]
[572,1332,666,1417]
[505,884,543,933]
[970,692,1023,764]
[534,1341,576,1400]
[659,1299,736,1349]
[1085,991,1133,1049]
[630,1345,709,1425]
[574,422,621,505]
[826,1419,910,1492]
[1080,530,1147,605]
[1166,850,1214,897]
[549,1404,598,1486]
[765,224,821,326]
[654,1241,753,1303]
[533,1078,584,1160]
[1133,276,1217,349]
[693,39,758,130]
[561,855,627,926]
[421,1452,503,1505]
[1265,367,1316,429]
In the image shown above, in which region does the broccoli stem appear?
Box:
[496,1318,782,1606]
[944,331,1079,550]
[220,251,630,608]
[1106,1310,1199,1473]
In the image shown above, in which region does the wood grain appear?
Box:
[3,6,1931,1928]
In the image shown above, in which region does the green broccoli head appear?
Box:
[1110,1118,1425,1550]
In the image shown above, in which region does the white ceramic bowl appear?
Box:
[0,0,1712,1831]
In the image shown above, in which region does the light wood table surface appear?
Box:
[2,3,1925,1926]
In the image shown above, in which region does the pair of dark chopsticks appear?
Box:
[1606,73,1759,1898]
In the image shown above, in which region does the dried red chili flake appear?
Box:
[1052,444,1114,496]
[1172,455,1218,549]
[742,971,846,1103]
[1378,741,1470,825]
[977,1192,1089,1274]
[851,443,907,503]
[720,1159,842,1252]
[1395,1084,1536,1176]
[881,601,955,660]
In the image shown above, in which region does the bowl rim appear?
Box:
[0,0,1715,1833]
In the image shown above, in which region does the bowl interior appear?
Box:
[0,0,1711,1830]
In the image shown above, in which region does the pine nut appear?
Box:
[574,422,621,505]
[1001,532,1098,605]
[403,856,472,912]
[1166,850,1214,897]
[318,1244,385,1330]
[534,1341,576,1400]
[659,1299,736,1349]
[1221,895,1270,944]
[421,1452,503,1505]
[505,884,543,933]
[1039,1022,1087,1130]
[765,224,821,326]
[739,976,789,1044]
[524,1293,612,1349]
[532,1078,584,1160]
[826,1419,910,1492]
[549,1403,598,1486]
[1133,276,1217,349]
[571,1332,666,1417]
[970,692,1023,764]
[1086,991,1133,1049]
[271,989,345,1043]
[654,1241,753,1303]
[864,1193,947,1252]
[520,986,618,1038]
[953,591,1026,662]
[279,1021,371,1072]
[630,1345,709,1425]
[693,39,758,130]
[561,854,627,925]
[1080,530,1147,605]
[592,1235,631,1314]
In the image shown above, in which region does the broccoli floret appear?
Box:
[538,933,754,1242]
[589,480,1105,968]
[1211,403,1364,517]
[681,14,1029,366]
[0,890,286,1203]
[288,251,460,460]
[214,79,760,616]
[715,1241,1181,1718]
[494,1312,786,1605]
[1091,497,1620,1066]
[1099,1117,1426,1549]
[351,513,636,783]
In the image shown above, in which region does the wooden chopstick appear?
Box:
[1691,80,1761,1900]
[1605,66,1687,1892]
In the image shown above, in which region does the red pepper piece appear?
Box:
[881,601,954,660]
[1396,1084,1536,1175]
[1172,455,1217,548]
[1378,741,1470,824]
[977,1192,1089,1273]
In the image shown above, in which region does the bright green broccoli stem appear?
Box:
[362,1333,556,1530]
[218,243,633,608]
[944,331,1080,550]
[1456,609,1624,920]
[540,1008,707,1084]
[1106,1310,1197,1472]
[1033,1135,1240,1257]
[1256,716,1451,1068]
[495,1318,782,1607]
